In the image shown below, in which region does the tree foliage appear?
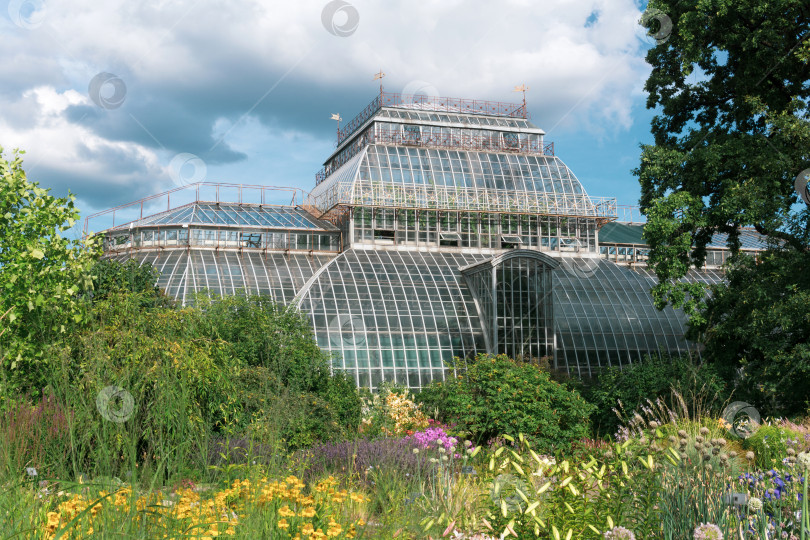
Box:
[0,147,101,390]
[635,0,810,320]
[89,259,168,304]
[693,250,810,415]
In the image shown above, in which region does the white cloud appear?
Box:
[0,0,653,210]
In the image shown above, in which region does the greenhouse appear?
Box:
[91,91,763,388]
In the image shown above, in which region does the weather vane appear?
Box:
[374,70,386,96]
[513,84,529,112]
[330,113,342,143]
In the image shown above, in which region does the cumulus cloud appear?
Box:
[0,0,653,213]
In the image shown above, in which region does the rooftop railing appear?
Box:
[84,182,308,236]
[337,92,528,146]
[309,179,618,220]
[616,205,647,223]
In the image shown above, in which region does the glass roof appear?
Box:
[290,248,725,388]
[600,222,770,251]
[553,259,723,377]
[295,249,485,390]
[308,144,605,216]
[114,202,336,231]
[109,250,335,305]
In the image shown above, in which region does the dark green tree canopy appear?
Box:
[636,1,810,415]
[636,0,810,317]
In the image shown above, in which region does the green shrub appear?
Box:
[191,294,362,443]
[584,354,728,437]
[4,289,364,481]
[418,354,594,453]
[743,424,804,469]
[88,259,172,308]
[192,294,333,392]
[48,292,241,479]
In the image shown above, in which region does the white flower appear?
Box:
[25,467,37,477]
[748,497,763,512]
[413,448,419,454]
[797,451,810,471]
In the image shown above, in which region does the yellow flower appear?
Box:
[299,506,316,518]
[302,523,315,535]
[277,518,290,530]
[278,505,296,517]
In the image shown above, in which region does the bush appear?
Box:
[743,424,804,469]
[88,259,172,308]
[584,354,728,437]
[192,294,362,445]
[11,289,364,481]
[193,294,332,392]
[50,292,241,479]
[418,354,594,453]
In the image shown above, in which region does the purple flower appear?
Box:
[408,427,456,453]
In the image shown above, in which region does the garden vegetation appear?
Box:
[2,0,810,533]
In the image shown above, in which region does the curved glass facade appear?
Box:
[108,250,335,305]
[295,249,484,389]
[310,144,615,217]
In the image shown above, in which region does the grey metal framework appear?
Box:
[94,91,759,389]
[107,250,336,306]
[309,146,616,218]
[295,250,485,389]
[461,251,555,362]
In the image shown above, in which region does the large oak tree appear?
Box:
[636,0,810,414]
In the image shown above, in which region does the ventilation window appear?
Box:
[439,232,461,246]
[403,124,421,144]
[374,229,395,242]
[501,235,523,249]
[240,232,262,248]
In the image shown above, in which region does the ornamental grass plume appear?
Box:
[693,523,723,540]
[603,526,636,539]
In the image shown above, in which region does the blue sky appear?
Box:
[1,0,658,226]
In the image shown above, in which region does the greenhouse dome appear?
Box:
[90,91,764,388]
